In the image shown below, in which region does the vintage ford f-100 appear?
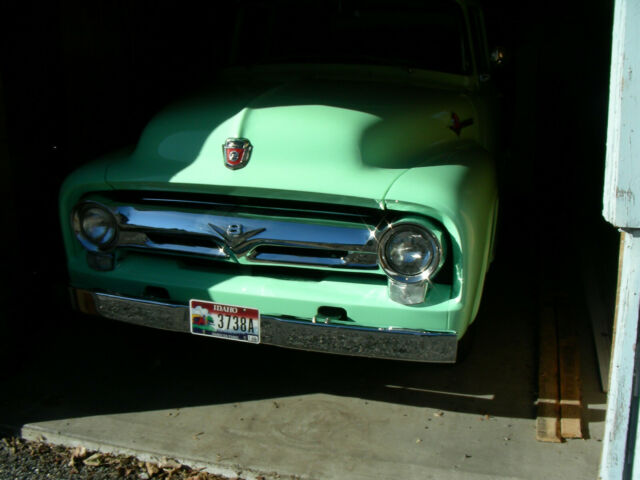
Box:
[61,0,498,362]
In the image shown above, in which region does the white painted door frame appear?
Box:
[599,0,640,478]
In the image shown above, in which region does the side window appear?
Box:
[467,6,490,75]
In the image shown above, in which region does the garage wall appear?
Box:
[0,0,235,354]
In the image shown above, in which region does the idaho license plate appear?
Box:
[189,299,260,344]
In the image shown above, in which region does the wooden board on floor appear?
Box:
[557,303,583,439]
[536,305,561,443]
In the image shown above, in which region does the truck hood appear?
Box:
[106,78,478,207]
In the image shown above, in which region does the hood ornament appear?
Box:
[223,138,252,170]
[208,222,265,253]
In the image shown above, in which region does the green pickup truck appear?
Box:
[60,0,499,363]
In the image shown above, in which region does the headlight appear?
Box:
[378,223,442,283]
[378,223,443,305]
[73,202,118,250]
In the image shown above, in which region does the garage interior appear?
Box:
[0,0,621,478]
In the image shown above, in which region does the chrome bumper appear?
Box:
[71,289,458,363]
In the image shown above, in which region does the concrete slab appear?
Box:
[20,391,604,480]
[2,255,606,480]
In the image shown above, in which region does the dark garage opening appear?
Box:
[0,0,620,477]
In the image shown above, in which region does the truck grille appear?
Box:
[108,199,382,271]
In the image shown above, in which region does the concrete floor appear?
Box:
[0,256,607,480]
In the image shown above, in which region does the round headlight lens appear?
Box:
[380,225,440,278]
[80,206,117,247]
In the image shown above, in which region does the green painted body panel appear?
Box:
[384,142,498,334]
[60,64,498,342]
[59,150,127,260]
[67,254,454,332]
[60,72,497,338]
[58,0,502,360]
[105,77,479,208]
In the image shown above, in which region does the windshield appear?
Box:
[232,0,471,75]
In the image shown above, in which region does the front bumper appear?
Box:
[71,289,458,363]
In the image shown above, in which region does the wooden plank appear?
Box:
[608,233,626,393]
[536,305,561,442]
[557,302,583,439]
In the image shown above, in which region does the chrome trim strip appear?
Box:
[88,203,380,269]
[139,197,371,219]
[92,292,190,333]
[79,291,457,363]
[259,315,457,363]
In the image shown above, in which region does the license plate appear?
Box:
[189,299,260,344]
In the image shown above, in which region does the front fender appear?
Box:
[383,142,498,335]
[59,148,132,260]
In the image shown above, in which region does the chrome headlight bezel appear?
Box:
[72,201,119,251]
[377,222,443,284]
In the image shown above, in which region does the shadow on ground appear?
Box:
[0,225,606,435]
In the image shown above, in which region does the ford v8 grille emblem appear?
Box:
[226,224,243,236]
[223,138,252,170]
[208,222,265,254]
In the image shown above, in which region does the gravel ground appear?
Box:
[0,437,246,480]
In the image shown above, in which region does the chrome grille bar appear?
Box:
[112,205,380,270]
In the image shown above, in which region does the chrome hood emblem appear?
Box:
[208,222,265,253]
[223,138,252,170]
[226,224,243,236]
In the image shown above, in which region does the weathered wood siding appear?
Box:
[603,0,640,229]
[600,0,640,478]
